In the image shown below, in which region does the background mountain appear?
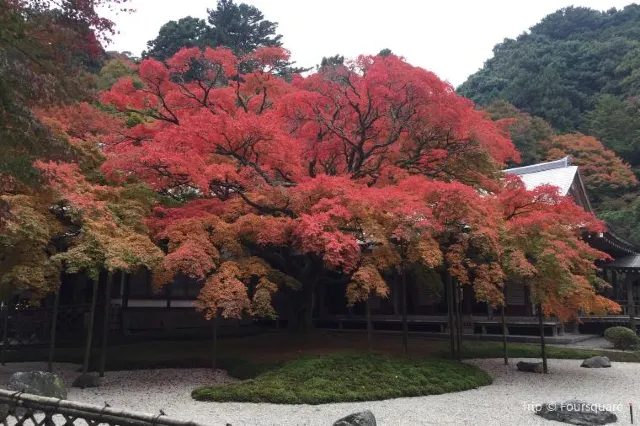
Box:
[459,4,640,245]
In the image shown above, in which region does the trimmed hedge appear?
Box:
[604,326,639,350]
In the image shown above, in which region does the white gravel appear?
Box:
[1,358,639,426]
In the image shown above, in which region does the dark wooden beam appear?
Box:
[627,275,636,332]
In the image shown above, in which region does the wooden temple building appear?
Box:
[7,158,640,343]
[503,157,640,335]
[103,157,640,339]
[313,161,640,339]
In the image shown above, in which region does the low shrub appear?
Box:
[604,326,639,350]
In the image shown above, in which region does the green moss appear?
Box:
[191,354,493,404]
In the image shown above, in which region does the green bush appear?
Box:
[604,326,639,350]
[192,354,492,404]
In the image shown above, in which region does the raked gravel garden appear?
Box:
[2,357,639,426]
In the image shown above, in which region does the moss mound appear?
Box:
[192,354,492,404]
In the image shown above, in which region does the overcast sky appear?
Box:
[105,0,635,87]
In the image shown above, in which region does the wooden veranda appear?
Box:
[602,254,640,332]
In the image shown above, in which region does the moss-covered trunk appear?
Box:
[538,303,548,374]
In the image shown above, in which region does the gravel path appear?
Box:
[2,358,639,425]
[552,335,626,351]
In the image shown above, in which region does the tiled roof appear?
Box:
[504,157,640,256]
[504,157,577,196]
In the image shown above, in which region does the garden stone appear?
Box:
[535,400,617,425]
[516,361,543,373]
[7,372,67,399]
[72,373,101,389]
[0,403,8,420]
[333,410,376,426]
[581,356,611,368]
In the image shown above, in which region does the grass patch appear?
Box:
[191,354,493,404]
[453,340,640,363]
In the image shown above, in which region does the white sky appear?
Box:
[105,0,635,87]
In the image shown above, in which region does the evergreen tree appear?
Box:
[206,0,282,55]
[144,1,309,78]
[143,17,210,61]
[582,95,640,169]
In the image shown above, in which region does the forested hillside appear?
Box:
[459,5,640,244]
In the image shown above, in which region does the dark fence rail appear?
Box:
[0,389,203,426]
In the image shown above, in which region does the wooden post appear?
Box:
[99,273,114,377]
[47,289,60,373]
[627,274,636,332]
[446,272,456,360]
[82,279,99,374]
[538,303,548,374]
[0,302,8,366]
[366,293,373,354]
[401,270,408,357]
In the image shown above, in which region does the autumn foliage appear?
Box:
[543,133,638,192]
[1,103,162,297]
[499,176,620,320]
[91,46,619,322]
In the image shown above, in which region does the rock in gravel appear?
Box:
[535,400,617,425]
[581,356,611,368]
[333,410,376,426]
[516,361,543,373]
[8,371,67,399]
[72,373,101,389]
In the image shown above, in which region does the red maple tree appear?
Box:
[98,46,617,330]
[499,175,620,320]
[543,133,637,192]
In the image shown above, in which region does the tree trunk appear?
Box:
[627,276,636,332]
[538,303,548,374]
[211,314,218,371]
[454,281,462,360]
[366,293,373,354]
[82,279,99,374]
[289,280,317,334]
[446,272,456,360]
[119,273,130,334]
[401,270,408,357]
[99,273,114,377]
[501,304,508,365]
[303,282,315,333]
[47,289,61,373]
